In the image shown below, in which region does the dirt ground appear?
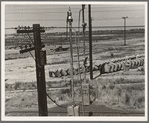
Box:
[5,37,144,84]
[4,36,145,115]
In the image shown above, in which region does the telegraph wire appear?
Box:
[27,33,34,44]
[5,5,143,9]
[5,9,144,14]
[5,17,144,22]
[29,51,35,61]
[46,93,67,109]
[5,25,145,30]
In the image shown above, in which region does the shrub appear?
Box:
[102,85,106,89]
[125,94,130,104]
[14,82,22,90]
[46,82,52,88]
[5,83,10,90]
[90,90,96,98]
[60,89,71,94]
[108,84,115,90]
[138,97,144,103]
[89,85,94,89]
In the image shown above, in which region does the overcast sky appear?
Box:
[4,3,145,34]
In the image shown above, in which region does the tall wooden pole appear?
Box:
[124,18,126,45]
[122,16,128,46]
[82,4,87,83]
[33,24,48,116]
[67,8,74,102]
[69,22,74,102]
[88,4,93,80]
[78,9,85,116]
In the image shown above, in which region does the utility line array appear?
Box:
[5,5,143,9]
[5,17,144,22]
[5,9,144,14]
[5,25,145,30]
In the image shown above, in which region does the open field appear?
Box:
[5,29,145,116]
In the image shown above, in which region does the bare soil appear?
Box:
[5,33,145,116]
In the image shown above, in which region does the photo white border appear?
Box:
[1,1,148,121]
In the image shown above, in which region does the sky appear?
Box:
[4,2,145,34]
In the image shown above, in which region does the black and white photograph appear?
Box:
[1,1,148,121]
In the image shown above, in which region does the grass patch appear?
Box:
[96,77,144,85]
[98,82,145,109]
[5,82,37,91]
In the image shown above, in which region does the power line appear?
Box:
[46,93,67,109]
[5,9,144,14]
[5,25,145,30]
[5,16,144,22]
[5,7,82,10]
[5,5,143,9]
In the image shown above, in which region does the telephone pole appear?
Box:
[66,20,68,39]
[88,4,93,80]
[17,24,48,116]
[122,16,128,46]
[67,7,74,102]
[82,4,87,83]
[78,8,85,116]
[61,33,62,47]
[33,24,48,116]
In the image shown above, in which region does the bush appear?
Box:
[5,83,10,90]
[90,90,96,98]
[97,82,145,109]
[14,82,22,90]
[46,82,52,88]
[102,85,106,89]
[108,84,115,90]
[137,97,144,103]
[60,89,71,94]
[125,94,130,104]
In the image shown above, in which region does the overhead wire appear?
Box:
[5,18,144,22]
[46,93,67,109]
[5,15,144,22]
[27,33,34,44]
[5,25,145,30]
[5,9,144,14]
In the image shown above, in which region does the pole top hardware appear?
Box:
[67,7,73,23]
[17,26,45,33]
[82,4,86,9]
[122,16,128,19]
[19,44,45,54]
[82,23,87,31]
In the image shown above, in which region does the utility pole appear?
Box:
[88,4,93,80]
[67,7,74,102]
[122,16,128,46]
[66,20,68,39]
[78,8,85,116]
[17,24,48,116]
[82,4,87,83]
[61,33,62,47]
[33,24,48,116]
[82,4,90,107]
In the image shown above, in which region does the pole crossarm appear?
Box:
[19,44,45,54]
[17,27,45,54]
[17,30,45,33]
